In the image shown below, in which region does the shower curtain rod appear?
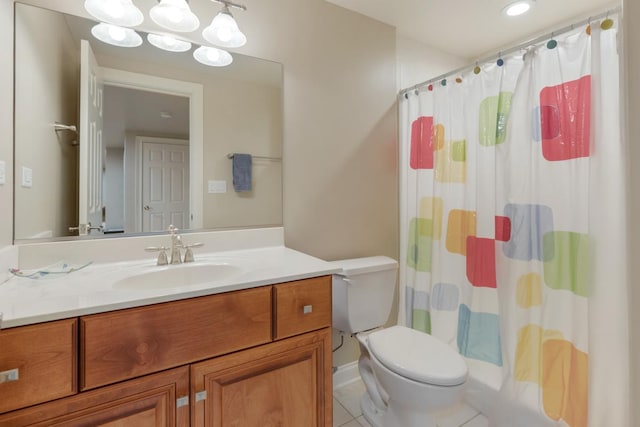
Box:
[398,6,622,98]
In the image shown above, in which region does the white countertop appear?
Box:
[0,246,340,329]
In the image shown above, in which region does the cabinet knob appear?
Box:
[0,368,19,384]
[303,305,313,314]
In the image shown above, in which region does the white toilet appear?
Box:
[331,256,468,427]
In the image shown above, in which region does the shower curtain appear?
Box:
[399,17,628,427]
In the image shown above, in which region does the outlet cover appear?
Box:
[208,180,227,194]
[22,166,32,188]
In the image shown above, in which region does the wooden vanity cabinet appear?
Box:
[0,366,190,427]
[0,276,333,427]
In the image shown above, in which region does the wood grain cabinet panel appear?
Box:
[0,366,190,427]
[274,276,332,340]
[1,275,333,425]
[0,319,77,414]
[191,328,332,427]
[80,286,272,390]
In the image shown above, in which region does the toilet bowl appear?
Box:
[356,326,467,427]
[330,256,468,427]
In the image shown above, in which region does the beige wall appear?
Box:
[13,5,78,239]
[0,1,15,247]
[624,0,639,424]
[396,36,469,90]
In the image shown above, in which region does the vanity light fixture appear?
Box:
[147,33,192,52]
[84,0,144,27]
[150,0,200,33]
[193,45,233,67]
[91,23,143,47]
[202,0,247,48]
[85,0,247,66]
[502,0,535,17]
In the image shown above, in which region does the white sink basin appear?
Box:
[113,263,243,290]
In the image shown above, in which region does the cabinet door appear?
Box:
[191,328,332,427]
[0,366,190,427]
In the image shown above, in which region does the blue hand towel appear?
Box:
[232,153,252,192]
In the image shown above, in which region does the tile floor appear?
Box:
[333,379,489,427]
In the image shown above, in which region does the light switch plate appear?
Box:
[208,180,227,194]
[22,166,32,188]
[0,160,5,185]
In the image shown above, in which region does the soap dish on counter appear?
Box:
[9,261,93,280]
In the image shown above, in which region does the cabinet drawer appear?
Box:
[0,318,77,414]
[274,276,331,340]
[80,286,272,390]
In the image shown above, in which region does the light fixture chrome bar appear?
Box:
[212,0,247,12]
[399,6,621,98]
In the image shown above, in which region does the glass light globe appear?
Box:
[193,46,233,67]
[202,10,246,48]
[84,0,143,27]
[147,33,192,52]
[150,0,200,32]
[91,23,142,47]
[108,25,127,42]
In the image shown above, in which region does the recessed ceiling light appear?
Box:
[503,0,534,17]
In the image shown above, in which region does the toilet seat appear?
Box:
[367,326,467,386]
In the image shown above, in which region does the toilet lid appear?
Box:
[367,326,467,386]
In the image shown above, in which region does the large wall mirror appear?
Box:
[14,2,283,242]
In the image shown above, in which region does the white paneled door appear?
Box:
[78,39,104,235]
[141,141,190,232]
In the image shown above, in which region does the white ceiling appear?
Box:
[325,0,620,59]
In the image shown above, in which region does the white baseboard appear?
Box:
[333,361,360,389]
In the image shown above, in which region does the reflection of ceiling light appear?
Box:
[84,0,144,26]
[150,0,200,32]
[147,33,192,52]
[91,23,142,47]
[160,111,173,119]
[503,0,534,16]
[193,46,233,67]
[202,4,247,48]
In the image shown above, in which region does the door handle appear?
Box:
[143,205,151,211]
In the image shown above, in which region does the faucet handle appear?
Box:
[145,246,169,265]
[168,224,179,235]
[182,242,204,263]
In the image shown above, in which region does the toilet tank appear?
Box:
[330,256,398,334]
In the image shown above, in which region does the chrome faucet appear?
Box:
[145,225,203,265]
[145,225,204,265]
[168,225,183,264]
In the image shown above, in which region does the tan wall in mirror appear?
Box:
[202,81,282,229]
[95,53,282,231]
[624,0,640,423]
[14,5,78,239]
